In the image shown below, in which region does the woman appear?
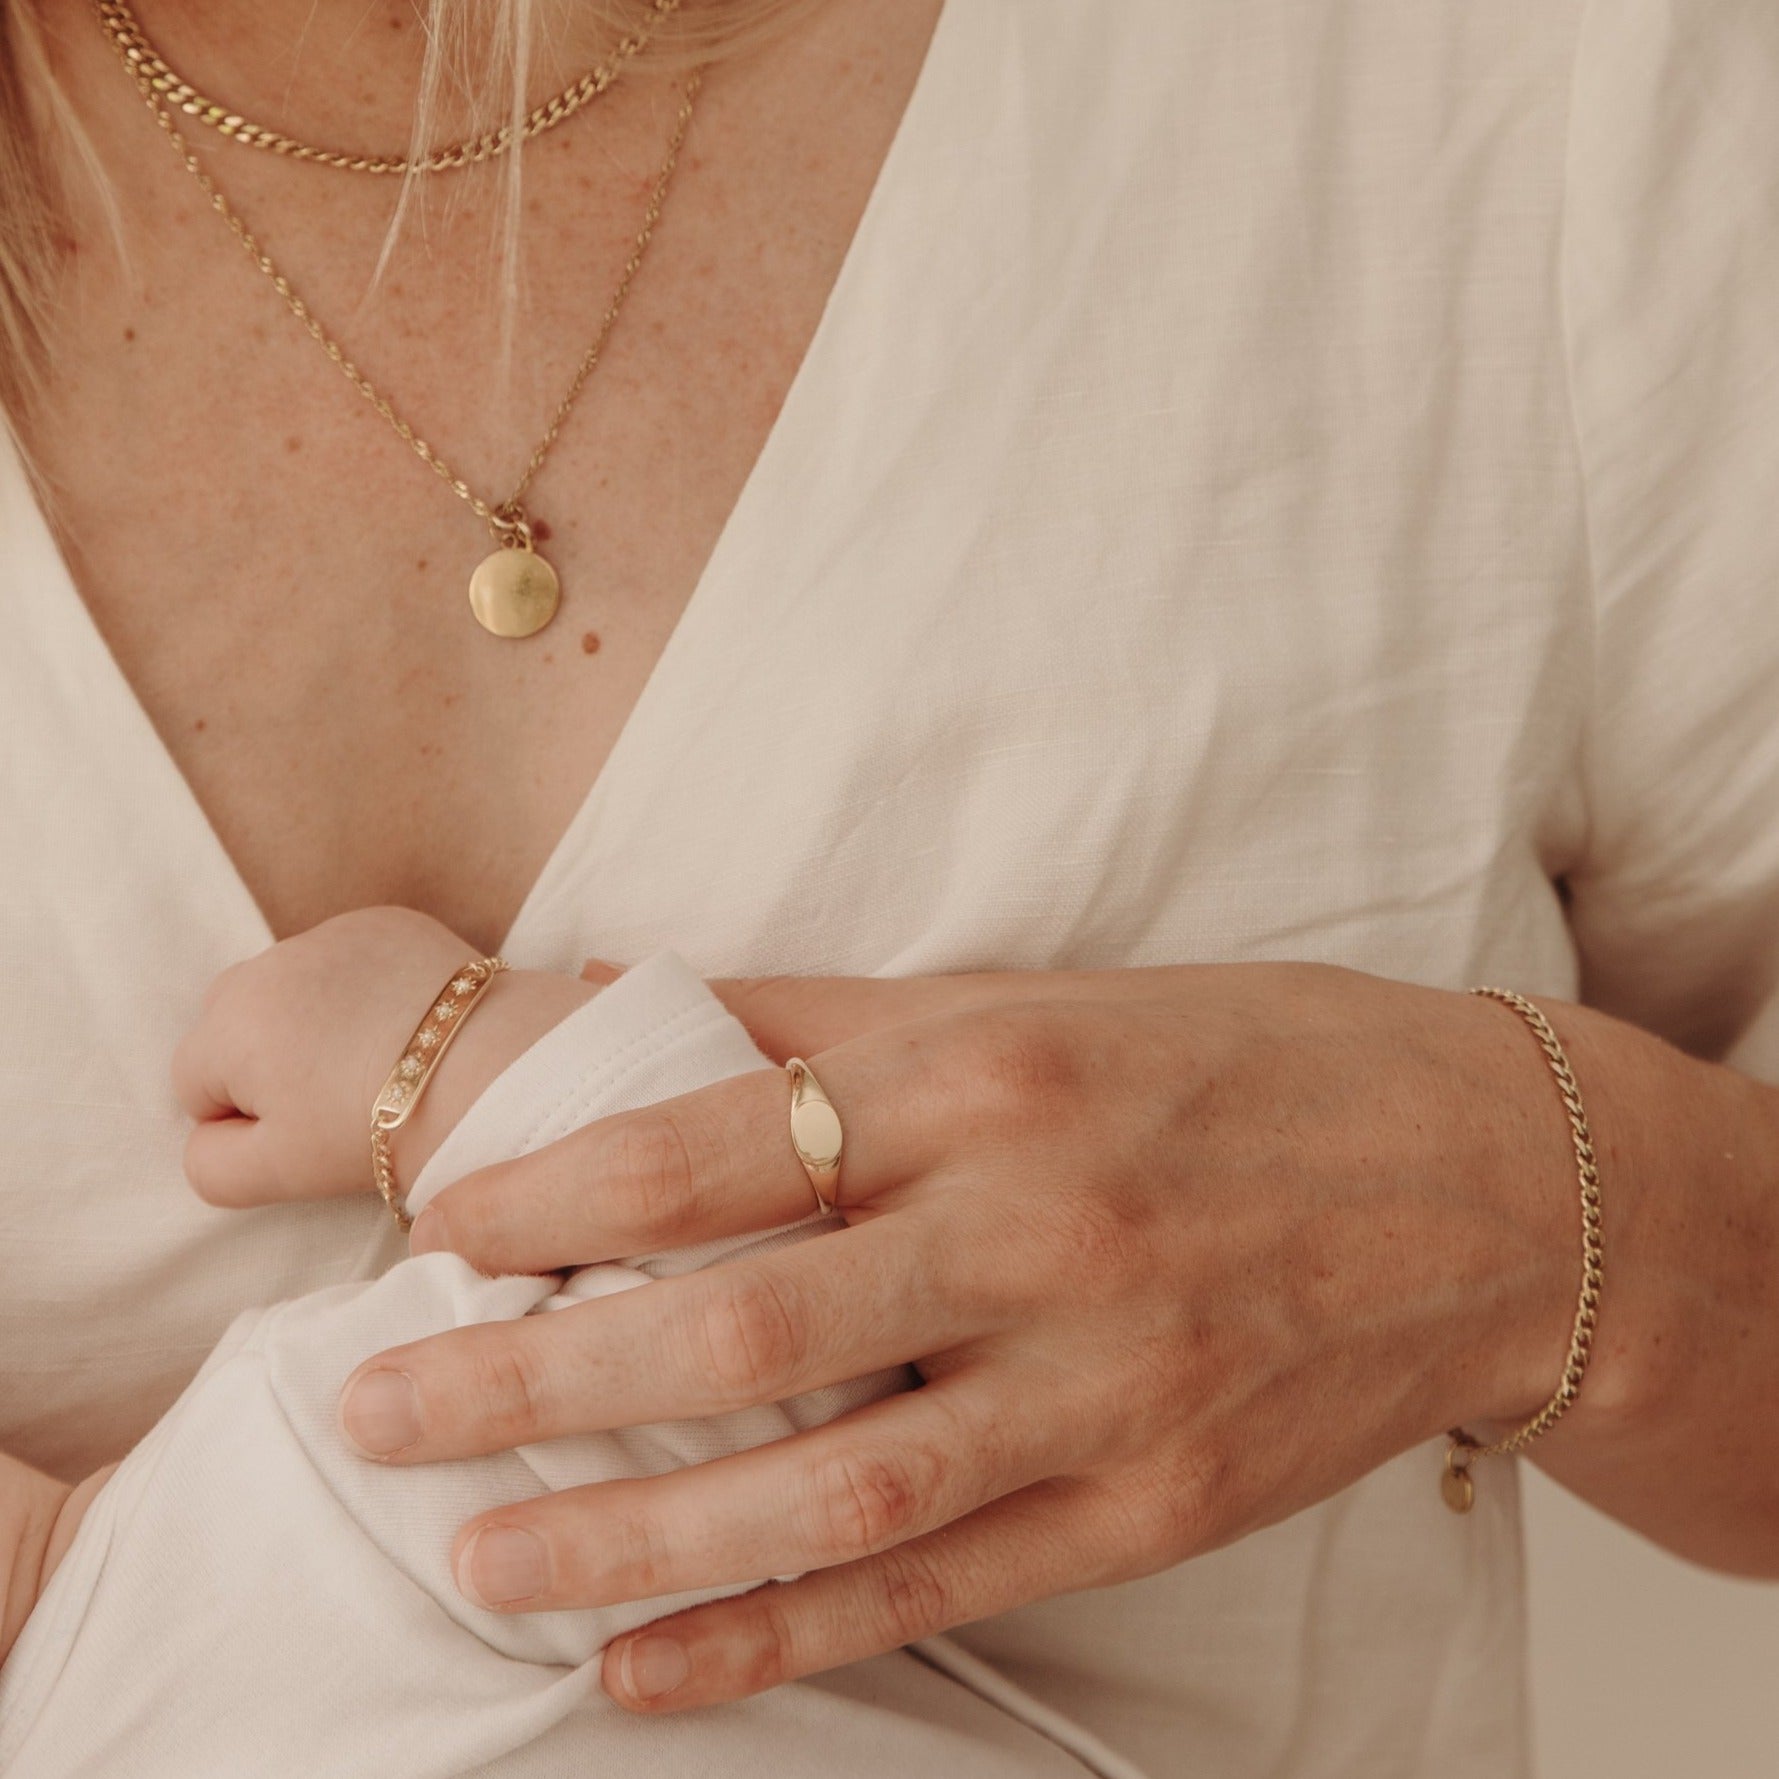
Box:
[2,0,1776,1773]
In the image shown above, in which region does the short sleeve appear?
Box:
[1562,0,1779,1082]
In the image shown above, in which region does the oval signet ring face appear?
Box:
[790,1096,843,1170]
[786,1057,843,1214]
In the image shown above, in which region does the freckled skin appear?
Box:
[25,0,944,952]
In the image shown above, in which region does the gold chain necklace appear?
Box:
[108,16,702,638]
[95,0,682,175]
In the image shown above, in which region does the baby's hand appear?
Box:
[173,908,595,1211]
[1,1458,116,1669]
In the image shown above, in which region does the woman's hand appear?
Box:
[335,960,1614,1711]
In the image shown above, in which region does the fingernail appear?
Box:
[407,1206,446,1255]
[339,1369,422,1457]
[617,1635,689,1702]
[459,1525,549,1608]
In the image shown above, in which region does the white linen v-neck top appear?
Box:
[6,2,1779,1773]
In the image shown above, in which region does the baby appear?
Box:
[0,909,950,1778]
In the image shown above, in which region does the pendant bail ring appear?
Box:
[489,502,535,553]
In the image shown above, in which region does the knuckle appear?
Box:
[1133,1451,1224,1561]
[466,1336,558,1444]
[963,1007,1083,1128]
[806,1448,926,1563]
[199,955,251,1016]
[601,1508,676,1599]
[1119,1325,1196,1429]
[734,1590,802,1695]
[1031,1180,1157,1287]
[428,1174,504,1261]
[874,1545,954,1644]
[694,1269,806,1402]
[613,1112,705,1243]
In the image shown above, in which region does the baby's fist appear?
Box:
[173,908,474,1207]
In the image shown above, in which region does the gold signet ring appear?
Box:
[785,1057,844,1216]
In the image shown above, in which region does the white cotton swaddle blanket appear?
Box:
[0,954,1123,1778]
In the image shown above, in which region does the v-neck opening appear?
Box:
[2,0,961,962]
[497,0,962,958]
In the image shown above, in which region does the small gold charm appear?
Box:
[1441,1447,1476,1514]
[468,547,561,638]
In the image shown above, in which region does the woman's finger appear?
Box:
[341,1214,987,1462]
[599,1475,1127,1712]
[448,1367,1067,1613]
[410,1028,951,1273]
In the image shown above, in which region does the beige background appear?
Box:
[1525,1469,1779,1776]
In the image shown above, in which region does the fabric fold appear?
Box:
[0,952,919,1777]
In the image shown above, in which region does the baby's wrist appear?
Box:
[386,970,602,1191]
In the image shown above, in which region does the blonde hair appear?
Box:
[0,4,60,416]
[0,0,821,421]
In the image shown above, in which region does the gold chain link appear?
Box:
[96,0,681,175]
[1444,987,1605,1506]
[109,11,701,548]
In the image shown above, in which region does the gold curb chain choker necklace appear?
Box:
[96,0,682,173]
[96,0,701,639]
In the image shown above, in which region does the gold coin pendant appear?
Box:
[468,547,561,639]
[1440,1465,1475,1515]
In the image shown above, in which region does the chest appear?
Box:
[21,3,937,953]
[1,0,1598,1489]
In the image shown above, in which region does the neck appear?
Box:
[86,0,649,152]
